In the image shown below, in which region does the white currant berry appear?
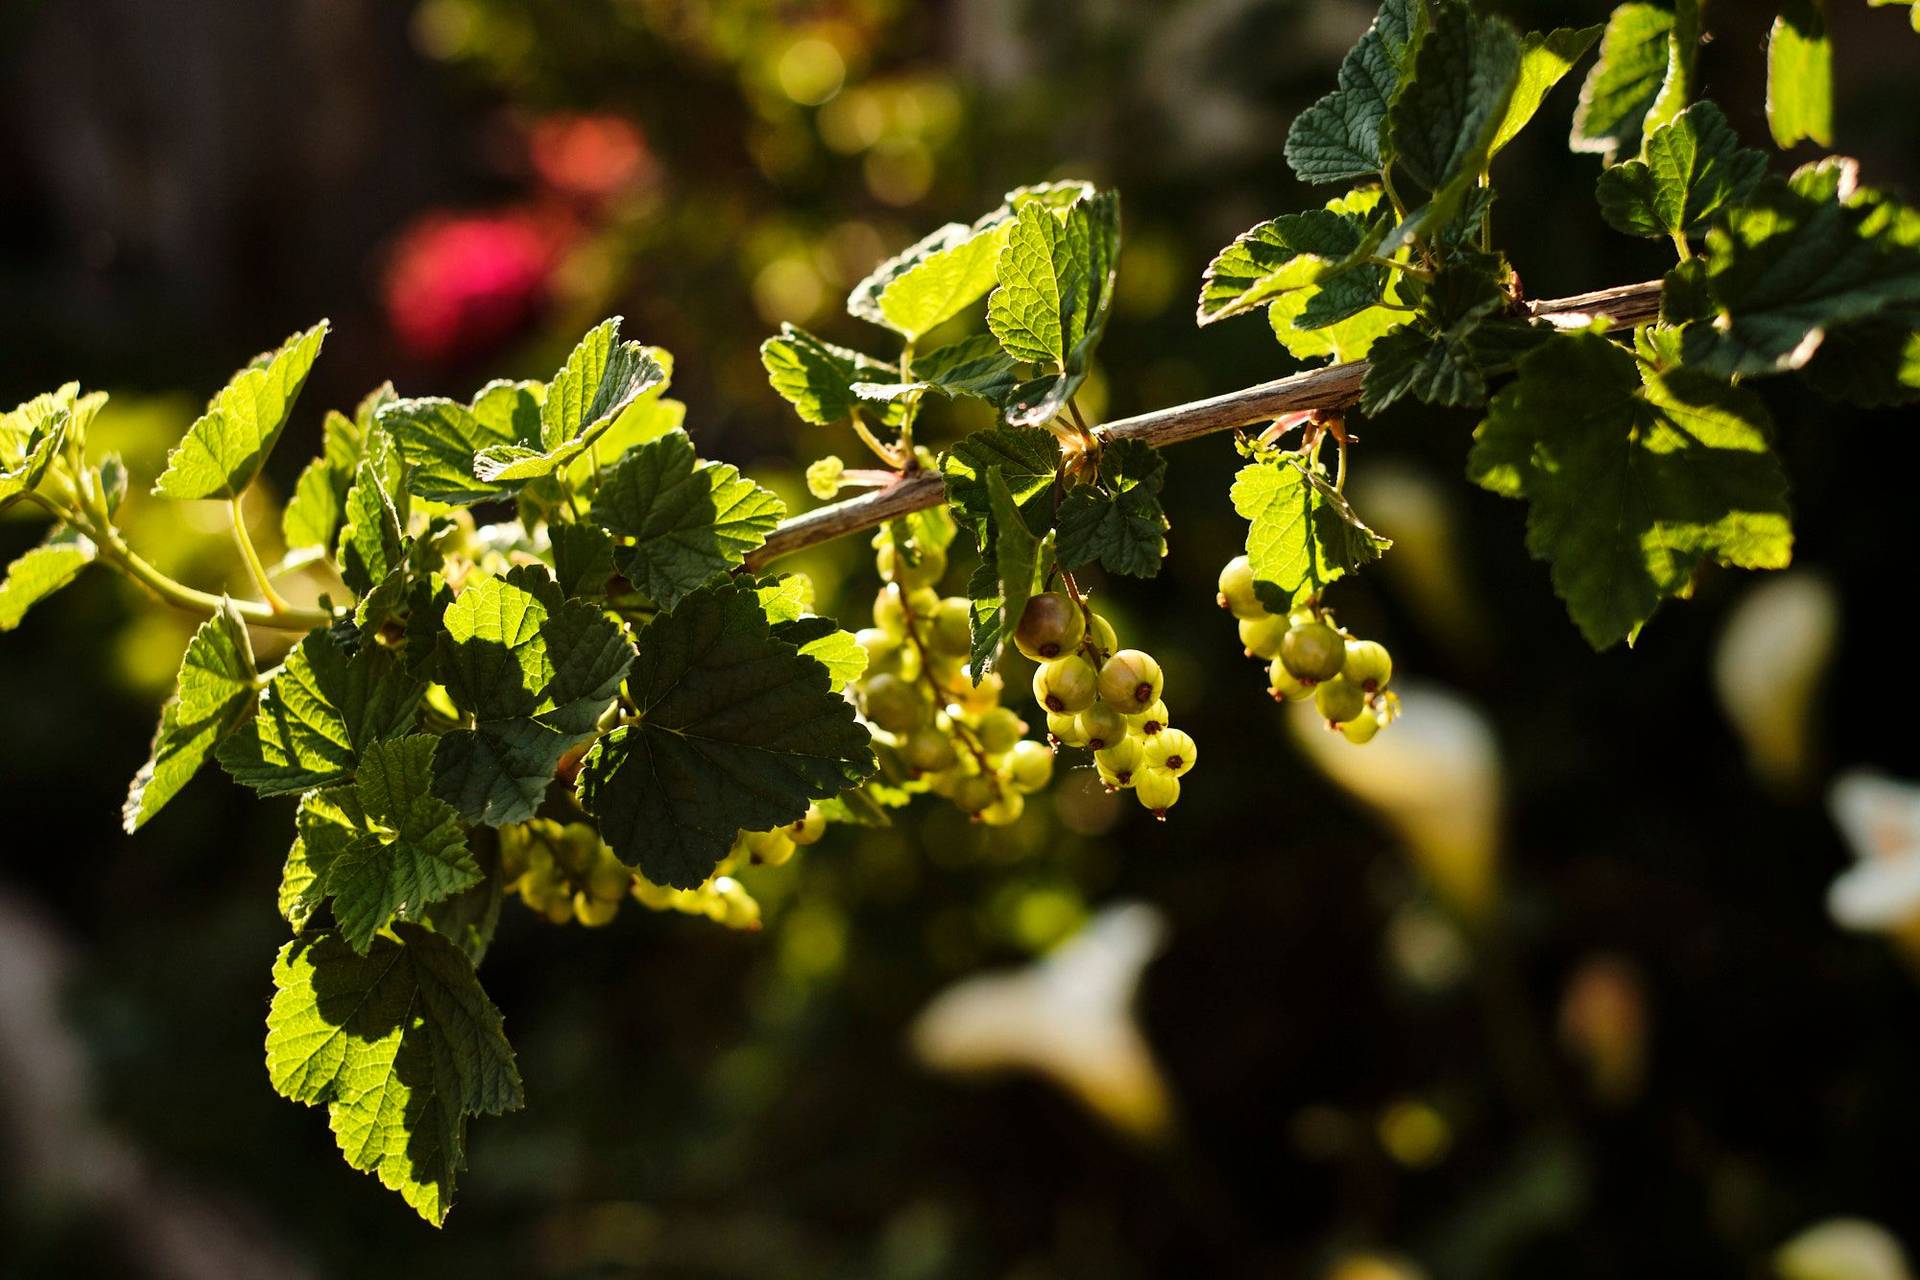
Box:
[1238,613,1289,660]
[1097,649,1164,711]
[1013,592,1087,661]
[1007,739,1055,793]
[1314,676,1367,726]
[1036,654,1099,714]
[1342,638,1392,693]
[1076,702,1128,750]
[1094,734,1144,784]
[1280,622,1346,683]
[1142,727,1195,776]
[1134,767,1181,816]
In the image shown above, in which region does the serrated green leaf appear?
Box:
[471,320,664,483]
[1490,25,1602,157]
[1197,209,1377,326]
[279,836,321,929]
[0,384,79,512]
[1680,166,1920,377]
[279,410,366,567]
[965,468,1045,679]
[760,324,900,426]
[1386,2,1521,206]
[1767,2,1833,150]
[379,392,525,506]
[988,191,1118,367]
[430,567,633,826]
[266,923,521,1226]
[1799,315,1920,405]
[770,615,870,689]
[1359,264,1548,413]
[549,522,616,597]
[1284,0,1427,184]
[849,217,1014,340]
[297,735,480,953]
[0,524,95,632]
[1570,3,1676,158]
[575,581,872,889]
[588,429,785,610]
[153,322,328,501]
[1269,282,1406,364]
[851,333,1022,407]
[1468,332,1792,648]
[1054,440,1168,578]
[1231,456,1389,610]
[940,427,1059,548]
[122,598,257,830]
[1596,101,1768,240]
[217,628,424,796]
[336,432,409,599]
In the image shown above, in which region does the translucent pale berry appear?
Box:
[1343,638,1392,692]
[953,772,1000,814]
[1036,654,1099,714]
[974,706,1027,755]
[1143,727,1195,776]
[1125,699,1170,736]
[873,585,907,637]
[789,803,828,846]
[1007,739,1055,792]
[1046,710,1089,747]
[1268,660,1315,702]
[930,597,973,657]
[1014,592,1087,661]
[1095,735,1144,783]
[1313,676,1367,726]
[1216,555,1267,620]
[1098,649,1164,711]
[862,672,926,734]
[1134,766,1181,816]
[879,541,946,589]
[1280,622,1346,683]
[979,788,1025,826]
[1076,702,1128,751]
[1341,712,1382,744]
[903,725,959,772]
[574,891,620,927]
[1238,613,1289,660]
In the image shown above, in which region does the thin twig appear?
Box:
[742,279,1663,571]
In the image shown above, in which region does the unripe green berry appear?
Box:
[1134,767,1181,816]
[974,706,1027,755]
[953,772,1000,814]
[1126,699,1170,736]
[789,803,828,846]
[1342,638,1392,693]
[1007,739,1055,792]
[1098,649,1164,711]
[1280,622,1347,683]
[1314,676,1367,726]
[879,541,946,589]
[903,725,959,773]
[1340,711,1382,744]
[931,597,973,657]
[1094,735,1144,783]
[1267,660,1315,702]
[542,889,576,925]
[862,672,926,734]
[574,891,620,927]
[873,586,907,636]
[1014,592,1086,661]
[1143,727,1196,777]
[1035,654,1099,714]
[586,857,633,903]
[1046,710,1089,747]
[1238,613,1289,660]
[1086,612,1119,660]
[1076,702,1128,751]
[958,669,1002,715]
[746,827,796,867]
[1216,555,1267,620]
[556,822,600,875]
[978,788,1025,826]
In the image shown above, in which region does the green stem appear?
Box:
[108,532,327,630]
[229,498,296,614]
[1365,255,1433,283]
[1670,230,1693,263]
[1380,165,1409,221]
[847,408,903,469]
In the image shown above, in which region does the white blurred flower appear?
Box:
[908,902,1173,1140]
[1827,773,1920,931]
[1287,680,1502,922]
[1776,1218,1913,1280]
[1715,572,1838,792]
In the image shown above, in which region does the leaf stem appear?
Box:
[1365,255,1433,283]
[847,407,904,469]
[1670,230,1693,263]
[230,498,296,614]
[1380,165,1409,221]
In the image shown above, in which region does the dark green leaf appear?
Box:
[122,597,257,830]
[760,323,900,426]
[1570,3,1677,157]
[1767,1,1834,150]
[1386,3,1522,203]
[1284,0,1427,184]
[1054,440,1168,578]
[1596,101,1768,240]
[940,427,1058,548]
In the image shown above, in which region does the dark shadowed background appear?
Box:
[4,1,1920,1277]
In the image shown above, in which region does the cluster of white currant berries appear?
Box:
[1014,591,1195,818]
[852,534,1056,825]
[500,811,826,932]
[1217,555,1399,744]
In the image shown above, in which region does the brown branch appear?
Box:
[744,278,1664,571]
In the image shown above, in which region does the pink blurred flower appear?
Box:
[528,113,656,204]
[383,209,566,364]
